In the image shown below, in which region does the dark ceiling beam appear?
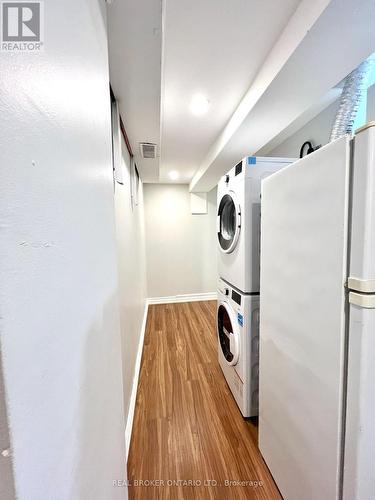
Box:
[110,85,133,158]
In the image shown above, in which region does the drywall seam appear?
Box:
[125,301,149,460]
[147,292,217,305]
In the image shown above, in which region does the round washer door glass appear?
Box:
[217,194,240,253]
[217,304,239,365]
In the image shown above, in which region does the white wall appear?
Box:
[114,137,147,450]
[0,1,126,499]
[270,84,375,157]
[144,184,217,298]
[268,100,339,157]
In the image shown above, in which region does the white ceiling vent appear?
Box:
[139,143,157,159]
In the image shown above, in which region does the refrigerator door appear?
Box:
[259,136,351,500]
[344,123,375,500]
[343,299,375,500]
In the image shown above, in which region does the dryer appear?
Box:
[217,278,260,417]
[217,156,295,293]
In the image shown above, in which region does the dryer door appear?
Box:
[217,193,241,253]
[217,302,239,365]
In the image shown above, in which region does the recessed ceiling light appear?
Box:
[190,94,210,116]
[169,170,179,181]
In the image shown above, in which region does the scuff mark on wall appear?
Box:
[0,342,17,500]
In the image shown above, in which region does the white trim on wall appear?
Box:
[148,292,217,305]
[125,301,149,460]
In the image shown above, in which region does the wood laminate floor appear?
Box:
[128,301,281,500]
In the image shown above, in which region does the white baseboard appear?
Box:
[125,300,149,460]
[147,291,217,305]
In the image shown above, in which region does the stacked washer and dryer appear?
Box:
[216,156,295,417]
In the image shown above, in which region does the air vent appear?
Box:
[139,143,157,159]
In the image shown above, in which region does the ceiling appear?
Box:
[107,0,375,190]
[159,0,301,183]
[107,0,162,183]
[107,0,301,183]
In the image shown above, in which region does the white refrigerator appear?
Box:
[259,122,375,500]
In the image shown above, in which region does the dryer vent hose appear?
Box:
[330,57,374,142]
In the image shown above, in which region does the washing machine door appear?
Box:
[217,302,239,365]
[217,193,241,253]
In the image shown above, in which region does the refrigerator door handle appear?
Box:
[349,291,375,309]
[348,277,375,293]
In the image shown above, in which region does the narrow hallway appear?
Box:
[128,302,281,499]
[3,1,375,498]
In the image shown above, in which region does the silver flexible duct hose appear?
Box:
[330,57,375,142]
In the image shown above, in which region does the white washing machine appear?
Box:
[217,156,295,293]
[217,278,260,417]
